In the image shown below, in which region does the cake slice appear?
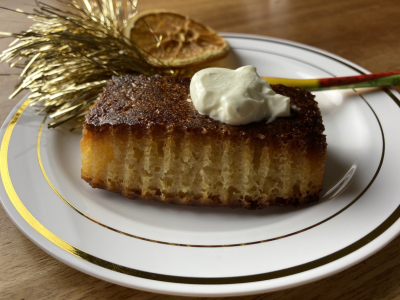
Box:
[81,75,326,209]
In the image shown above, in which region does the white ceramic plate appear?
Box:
[1,34,400,297]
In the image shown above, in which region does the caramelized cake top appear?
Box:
[85,75,326,150]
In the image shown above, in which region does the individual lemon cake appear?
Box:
[81,75,326,209]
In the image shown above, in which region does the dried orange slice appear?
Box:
[123,11,230,68]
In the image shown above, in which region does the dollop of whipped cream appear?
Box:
[190,66,290,125]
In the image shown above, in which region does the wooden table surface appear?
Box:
[1,0,400,299]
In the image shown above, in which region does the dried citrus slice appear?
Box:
[123,10,230,68]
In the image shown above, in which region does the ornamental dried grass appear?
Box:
[0,0,173,128]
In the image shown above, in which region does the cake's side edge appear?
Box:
[80,122,326,209]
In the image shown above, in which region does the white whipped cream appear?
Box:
[190,66,290,125]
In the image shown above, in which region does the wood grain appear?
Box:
[1,0,400,299]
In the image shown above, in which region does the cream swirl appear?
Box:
[190,66,290,125]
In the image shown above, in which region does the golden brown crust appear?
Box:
[85,75,326,151]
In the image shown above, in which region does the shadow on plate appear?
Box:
[321,148,359,202]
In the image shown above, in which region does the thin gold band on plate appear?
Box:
[35,46,387,248]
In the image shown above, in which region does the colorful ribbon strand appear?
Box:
[262,70,400,91]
